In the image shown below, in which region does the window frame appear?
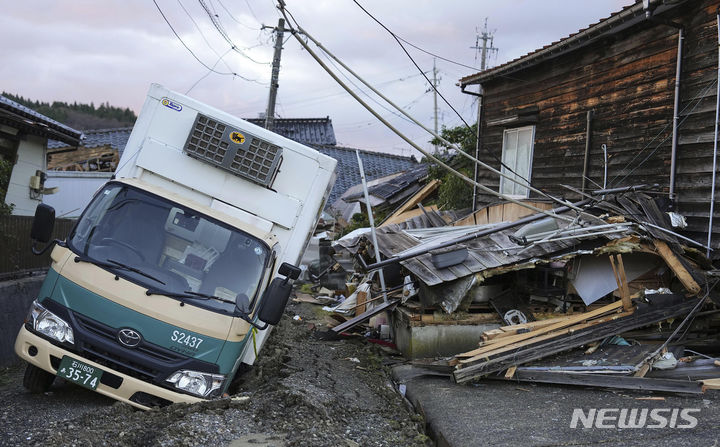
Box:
[499,125,535,198]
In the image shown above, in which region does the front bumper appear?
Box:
[15,326,203,410]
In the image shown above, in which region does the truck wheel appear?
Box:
[23,364,55,393]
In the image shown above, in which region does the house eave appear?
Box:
[460,0,686,87]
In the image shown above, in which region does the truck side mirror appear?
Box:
[256,262,300,325]
[31,204,56,243]
[257,278,292,325]
[278,262,301,280]
[30,204,61,256]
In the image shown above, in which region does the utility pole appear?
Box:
[263,18,285,131]
[470,18,498,71]
[432,58,440,154]
[470,19,498,214]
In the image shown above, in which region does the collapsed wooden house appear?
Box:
[459,0,720,256]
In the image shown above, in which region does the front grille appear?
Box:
[81,342,159,383]
[74,313,185,363]
[183,113,283,187]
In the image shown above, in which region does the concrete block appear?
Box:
[0,274,45,367]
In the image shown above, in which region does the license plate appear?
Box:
[57,356,103,390]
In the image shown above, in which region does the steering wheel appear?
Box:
[99,238,146,262]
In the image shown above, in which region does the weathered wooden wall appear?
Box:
[475,0,720,251]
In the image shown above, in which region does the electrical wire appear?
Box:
[198,0,271,65]
[611,78,718,187]
[176,0,235,74]
[216,0,260,29]
[277,4,576,223]
[186,47,233,94]
[282,11,581,213]
[349,0,542,195]
[153,0,236,75]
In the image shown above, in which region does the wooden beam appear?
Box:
[381,180,440,226]
[610,254,633,311]
[653,240,702,295]
[455,300,624,359]
[494,370,704,394]
[453,296,698,383]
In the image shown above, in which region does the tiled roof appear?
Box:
[245,117,336,146]
[0,95,82,145]
[312,144,418,206]
[48,127,133,154]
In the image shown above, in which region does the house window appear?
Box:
[499,125,535,197]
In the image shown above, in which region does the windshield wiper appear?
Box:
[75,255,166,285]
[183,290,235,304]
[74,255,117,270]
[105,258,166,285]
[145,289,234,304]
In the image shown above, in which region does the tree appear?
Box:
[427,124,477,210]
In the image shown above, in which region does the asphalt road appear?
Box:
[394,365,720,446]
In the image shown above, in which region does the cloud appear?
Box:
[1,0,634,155]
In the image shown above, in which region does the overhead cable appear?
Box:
[288,20,582,213]
[277,4,575,223]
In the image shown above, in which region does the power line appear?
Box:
[176,0,235,73]
[186,47,233,94]
[216,0,260,30]
[153,0,236,75]
[611,78,719,187]
[350,0,539,193]
[198,0,271,65]
[277,3,581,218]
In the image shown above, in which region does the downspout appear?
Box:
[707,8,720,258]
[645,6,684,202]
[473,85,484,216]
[581,110,594,193]
[669,27,684,202]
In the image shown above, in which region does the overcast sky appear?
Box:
[1,0,633,157]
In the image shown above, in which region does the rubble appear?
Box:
[313,184,720,396]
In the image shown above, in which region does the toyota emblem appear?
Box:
[117,328,142,348]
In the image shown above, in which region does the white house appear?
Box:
[0,96,82,216]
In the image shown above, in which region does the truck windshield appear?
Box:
[67,183,270,314]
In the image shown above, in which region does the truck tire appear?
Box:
[23,364,55,393]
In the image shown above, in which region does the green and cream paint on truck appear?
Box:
[14,84,336,409]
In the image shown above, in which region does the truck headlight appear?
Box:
[166,370,225,397]
[27,300,74,345]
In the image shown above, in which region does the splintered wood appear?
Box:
[451,295,702,384]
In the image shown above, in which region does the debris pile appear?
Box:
[311,185,720,395]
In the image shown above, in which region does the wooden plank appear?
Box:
[634,363,651,378]
[504,366,517,379]
[481,315,575,341]
[455,300,624,359]
[382,180,441,226]
[453,296,699,383]
[459,312,633,364]
[653,240,702,295]
[700,378,720,390]
[331,299,400,333]
[495,371,705,394]
[356,290,367,314]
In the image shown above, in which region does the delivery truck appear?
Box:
[14,84,337,409]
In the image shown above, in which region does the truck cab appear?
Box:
[14,84,336,409]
